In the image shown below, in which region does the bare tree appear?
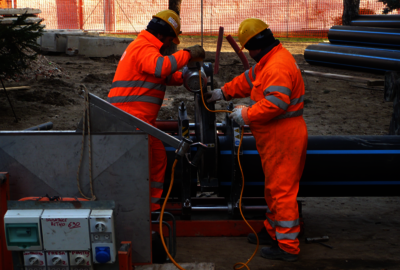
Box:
[342,0,360,25]
[164,0,182,55]
[378,0,400,14]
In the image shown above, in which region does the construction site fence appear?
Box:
[2,0,400,38]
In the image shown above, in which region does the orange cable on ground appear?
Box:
[233,127,259,270]
[159,159,185,270]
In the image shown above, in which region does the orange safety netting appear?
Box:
[4,0,400,38]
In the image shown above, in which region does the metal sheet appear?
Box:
[78,93,181,149]
[0,132,151,265]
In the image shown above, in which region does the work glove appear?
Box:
[204,88,225,103]
[229,108,246,126]
[184,44,206,62]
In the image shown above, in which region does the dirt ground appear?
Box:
[0,37,391,134]
[1,37,399,269]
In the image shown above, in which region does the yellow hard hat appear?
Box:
[238,18,269,52]
[153,10,181,45]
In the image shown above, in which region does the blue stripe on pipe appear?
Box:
[305,49,400,62]
[318,43,400,52]
[329,39,400,48]
[304,59,388,72]
[220,181,400,186]
[307,150,400,154]
[330,29,400,35]
[219,149,400,155]
[351,21,400,23]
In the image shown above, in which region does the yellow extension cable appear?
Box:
[158,69,259,270]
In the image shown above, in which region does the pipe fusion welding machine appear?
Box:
[1,60,400,270]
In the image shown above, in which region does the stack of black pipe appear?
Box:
[304,15,400,72]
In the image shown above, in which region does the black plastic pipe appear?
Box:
[24,122,53,131]
[304,43,400,72]
[328,25,400,49]
[350,15,400,28]
[164,135,400,197]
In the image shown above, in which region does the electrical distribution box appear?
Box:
[41,209,91,251]
[5,208,115,269]
[4,209,43,251]
[89,210,116,264]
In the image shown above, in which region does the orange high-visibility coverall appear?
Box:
[222,43,308,254]
[107,30,191,211]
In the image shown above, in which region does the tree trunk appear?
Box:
[342,0,360,25]
[164,0,182,55]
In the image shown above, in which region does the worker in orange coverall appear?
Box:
[205,19,307,262]
[107,10,205,212]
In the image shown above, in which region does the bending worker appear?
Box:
[205,19,307,262]
[107,10,205,212]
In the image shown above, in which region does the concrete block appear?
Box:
[38,30,98,53]
[78,36,133,58]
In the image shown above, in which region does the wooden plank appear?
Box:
[302,70,384,86]
[0,8,41,15]
[0,17,42,25]
[3,86,30,91]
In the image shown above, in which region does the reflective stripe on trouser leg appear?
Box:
[254,117,308,255]
[149,136,167,212]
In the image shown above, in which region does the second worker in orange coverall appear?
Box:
[205,19,308,262]
[107,10,205,212]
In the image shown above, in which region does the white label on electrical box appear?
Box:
[46,251,68,270]
[69,250,92,266]
[23,251,46,267]
[41,209,91,251]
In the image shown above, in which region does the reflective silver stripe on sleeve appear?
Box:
[266,205,272,214]
[151,182,164,189]
[107,95,163,105]
[290,95,304,105]
[265,95,289,111]
[266,216,275,228]
[244,70,253,89]
[273,109,304,120]
[263,86,292,97]
[252,64,256,80]
[151,197,160,204]
[276,231,299,240]
[167,55,178,74]
[111,80,166,92]
[275,219,300,228]
[155,56,164,78]
[249,99,256,107]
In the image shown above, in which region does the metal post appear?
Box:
[201,0,203,47]
[79,0,84,29]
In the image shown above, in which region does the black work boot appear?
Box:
[261,245,298,262]
[247,227,277,245]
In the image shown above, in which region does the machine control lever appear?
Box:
[187,142,207,167]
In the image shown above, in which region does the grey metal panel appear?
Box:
[77,93,181,149]
[0,133,151,265]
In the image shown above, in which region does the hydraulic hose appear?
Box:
[159,68,259,270]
